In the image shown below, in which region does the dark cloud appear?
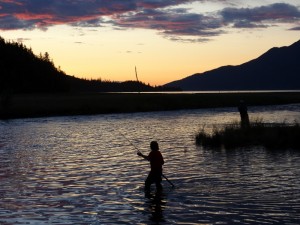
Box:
[221,3,300,28]
[0,0,196,30]
[0,1,299,42]
[290,26,300,30]
[112,8,224,37]
[16,37,31,42]
[136,0,195,8]
[0,0,139,29]
[165,36,211,43]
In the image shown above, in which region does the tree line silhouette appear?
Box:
[0,36,179,94]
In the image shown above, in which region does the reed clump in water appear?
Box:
[196,120,300,149]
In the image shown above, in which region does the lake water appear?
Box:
[1,104,300,225]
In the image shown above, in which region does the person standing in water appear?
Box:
[137,141,164,192]
[238,100,250,128]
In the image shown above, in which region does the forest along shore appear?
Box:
[1,92,300,119]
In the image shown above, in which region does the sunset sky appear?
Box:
[1,0,300,85]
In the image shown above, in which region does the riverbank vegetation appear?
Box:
[196,119,300,150]
[1,92,300,119]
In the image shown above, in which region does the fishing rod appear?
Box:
[119,131,175,188]
[119,131,140,153]
[162,173,175,188]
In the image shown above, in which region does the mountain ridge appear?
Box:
[165,39,300,91]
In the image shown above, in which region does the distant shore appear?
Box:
[1,92,300,119]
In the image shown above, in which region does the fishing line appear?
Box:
[119,131,140,153]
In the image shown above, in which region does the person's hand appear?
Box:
[137,151,142,156]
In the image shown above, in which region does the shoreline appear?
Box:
[196,121,300,150]
[1,92,300,120]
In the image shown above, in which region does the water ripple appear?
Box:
[0,105,300,224]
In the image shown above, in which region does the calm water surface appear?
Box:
[1,104,300,224]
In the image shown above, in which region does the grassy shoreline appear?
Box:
[1,92,300,119]
[196,120,300,150]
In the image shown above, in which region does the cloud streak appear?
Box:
[0,0,300,41]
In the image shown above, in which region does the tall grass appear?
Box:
[196,120,300,150]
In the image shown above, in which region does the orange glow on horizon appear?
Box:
[1,3,299,87]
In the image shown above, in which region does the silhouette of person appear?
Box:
[137,141,164,192]
[238,100,250,128]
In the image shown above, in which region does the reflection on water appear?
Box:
[0,104,300,224]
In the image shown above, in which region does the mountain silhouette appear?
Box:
[0,36,179,93]
[0,36,69,93]
[165,39,300,91]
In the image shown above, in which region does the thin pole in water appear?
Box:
[135,66,139,83]
[135,66,140,93]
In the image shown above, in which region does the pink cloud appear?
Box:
[0,1,299,42]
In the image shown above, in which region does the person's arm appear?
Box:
[137,150,149,161]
